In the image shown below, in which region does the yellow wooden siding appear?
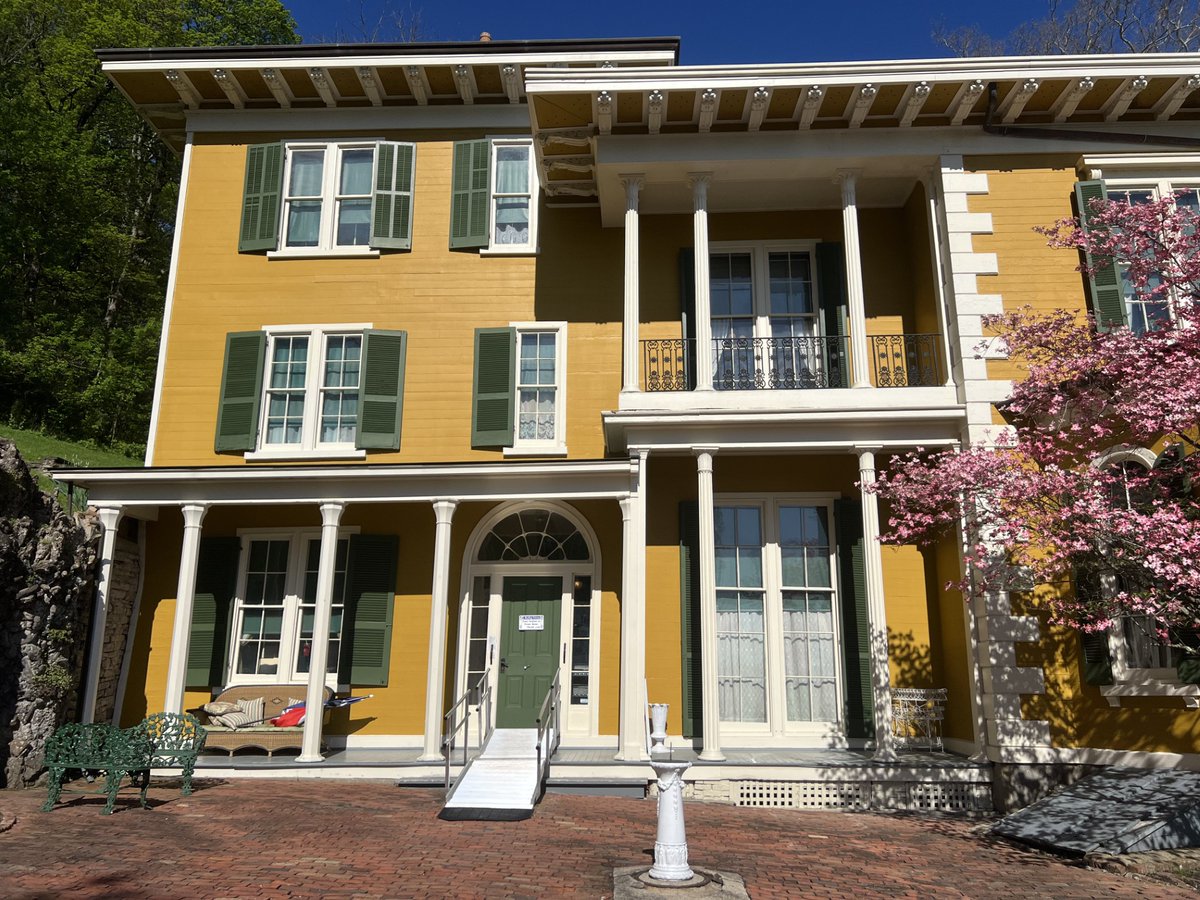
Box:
[154,135,622,466]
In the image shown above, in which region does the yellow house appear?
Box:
[62,36,1200,812]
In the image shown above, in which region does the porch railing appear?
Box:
[642,334,944,391]
[532,669,562,806]
[442,668,492,796]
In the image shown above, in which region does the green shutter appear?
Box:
[1080,630,1114,686]
[450,139,490,249]
[1177,645,1200,684]
[238,142,283,252]
[215,331,266,452]
[370,141,415,251]
[816,242,849,388]
[679,501,703,739]
[835,498,873,740]
[471,327,516,448]
[185,537,241,688]
[1075,180,1127,331]
[679,248,697,391]
[341,534,398,686]
[355,330,407,450]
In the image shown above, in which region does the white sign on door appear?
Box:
[518,615,545,631]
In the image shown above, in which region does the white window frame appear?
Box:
[245,322,373,462]
[269,140,382,259]
[713,493,844,744]
[708,240,822,340]
[505,321,567,457]
[228,527,360,690]
[481,138,538,256]
[1090,443,1200,707]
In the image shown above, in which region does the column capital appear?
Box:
[432,499,458,524]
[95,506,123,531]
[318,501,345,525]
[688,172,712,204]
[836,167,862,185]
[618,496,636,521]
[180,503,209,529]
[619,173,645,195]
[693,446,719,467]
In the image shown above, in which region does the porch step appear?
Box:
[439,728,540,821]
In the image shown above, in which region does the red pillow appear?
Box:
[272,705,305,727]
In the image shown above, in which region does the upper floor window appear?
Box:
[470,323,566,454]
[215,327,408,458]
[238,140,414,256]
[451,138,538,254]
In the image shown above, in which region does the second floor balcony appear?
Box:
[643,334,945,392]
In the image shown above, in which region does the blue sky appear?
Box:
[284,0,1053,64]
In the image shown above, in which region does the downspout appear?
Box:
[983,81,1200,148]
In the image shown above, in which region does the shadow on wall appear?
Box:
[888,629,936,689]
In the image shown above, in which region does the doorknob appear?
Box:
[499,657,508,672]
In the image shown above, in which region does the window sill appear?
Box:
[267,248,380,260]
[244,448,368,462]
[503,445,568,458]
[479,246,538,257]
[1101,681,1200,708]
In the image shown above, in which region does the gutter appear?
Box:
[983,81,1200,148]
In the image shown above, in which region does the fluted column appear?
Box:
[695,447,724,761]
[299,501,345,762]
[421,499,458,760]
[839,170,872,388]
[924,171,957,387]
[856,447,896,760]
[690,174,714,392]
[81,506,123,723]
[163,503,209,714]
[621,175,644,393]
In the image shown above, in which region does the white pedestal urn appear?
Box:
[649,703,669,754]
[647,760,694,881]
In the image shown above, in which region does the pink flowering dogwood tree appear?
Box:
[871,194,1200,647]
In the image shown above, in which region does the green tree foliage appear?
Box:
[0,0,298,455]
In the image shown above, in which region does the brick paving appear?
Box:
[0,778,1190,899]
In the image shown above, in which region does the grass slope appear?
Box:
[0,426,142,468]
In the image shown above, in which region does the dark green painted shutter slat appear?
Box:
[678,248,697,391]
[1075,180,1127,331]
[816,242,849,388]
[238,142,283,252]
[450,139,490,249]
[342,534,398,686]
[370,141,415,250]
[471,327,516,448]
[186,537,241,688]
[1080,630,1114,686]
[835,498,873,740]
[679,501,703,739]
[215,331,266,452]
[356,330,407,450]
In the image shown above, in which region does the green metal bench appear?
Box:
[134,712,207,796]
[41,723,153,815]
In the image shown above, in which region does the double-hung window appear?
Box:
[713,497,841,735]
[215,327,408,458]
[470,323,567,453]
[239,140,415,255]
[450,138,538,253]
[709,242,825,389]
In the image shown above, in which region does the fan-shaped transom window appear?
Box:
[477,508,590,561]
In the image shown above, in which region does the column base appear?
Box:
[296,752,325,764]
[872,747,899,763]
[697,748,725,762]
[418,751,444,762]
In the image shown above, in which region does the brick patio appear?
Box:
[1,779,1190,898]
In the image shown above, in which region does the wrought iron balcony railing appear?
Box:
[642,334,945,392]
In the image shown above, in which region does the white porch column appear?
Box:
[924,172,957,387]
[856,448,896,760]
[621,175,644,394]
[163,503,209,715]
[421,499,458,760]
[690,174,714,392]
[695,447,724,761]
[616,449,648,760]
[299,501,345,762]
[839,170,872,389]
[81,506,123,723]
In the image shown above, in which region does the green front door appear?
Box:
[496,576,562,728]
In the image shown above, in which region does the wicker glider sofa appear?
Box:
[196,684,333,756]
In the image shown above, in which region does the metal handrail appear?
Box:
[442,668,492,796]
[532,669,562,805]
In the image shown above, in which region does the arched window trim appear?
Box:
[474,506,592,562]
